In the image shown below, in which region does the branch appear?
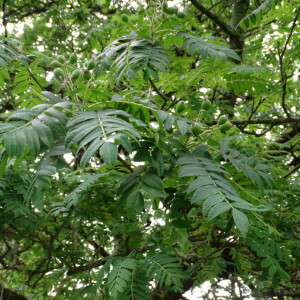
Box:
[149,77,169,110]
[165,98,181,111]
[280,9,300,60]
[257,289,300,298]
[5,1,59,22]
[87,4,117,16]
[212,117,300,126]
[240,97,266,129]
[283,162,300,178]
[190,0,238,38]
[244,19,277,38]
[276,9,299,118]
[67,243,155,276]
[67,256,111,276]
[2,288,28,300]
[26,67,45,91]
[2,0,8,38]
[236,124,273,137]
[117,155,134,172]
[277,42,290,118]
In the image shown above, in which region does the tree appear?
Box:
[0,0,299,299]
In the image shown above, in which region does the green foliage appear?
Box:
[177,155,268,236]
[66,109,140,168]
[0,0,299,299]
[50,173,105,216]
[98,32,171,83]
[0,100,70,158]
[238,0,281,29]
[96,253,185,299]
[220,141,274,190]
[107,257,138,299]
[141,253,187,292]
[177,32,241,61]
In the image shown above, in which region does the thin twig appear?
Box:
[237,124,274,137]
[190,0,237,38]
[283,163,300,178]
[117,155,134,172]
[67,243,155,275]
[280,9,300,60]
[149,77,169,109]
[241,97,266,129]
[26,67,45,91]
[165,98,181,111]
[212,117,300,126]
[276,9,299,118]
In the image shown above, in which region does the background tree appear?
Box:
[0,0,299,299]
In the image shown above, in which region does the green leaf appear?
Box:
[276,245,283,260]
[0,57,7,68]
[65,120,99,148]
[76,129,102,156]
[46,107,67,125]
[202,194,225,216]
[142,183,165,198]
[178,164,207,177]
[164,115,174,130]
[171,219,191,229]
[23,126,40,157]
[37,165,56,176]
[142,173,163,190]
[151,148,164,176]
[4,129,26,157]
[231,200,255,210]
[157,110,169,121]
[31,119,53,149]
[0,151,8,177]
[38,113,65,134]
[277,267,291,281]
[101,35,170,84]
[177,120,188,135]
[178,32,240,61]
[191,186,220,204]
[100,142,118,168]
[238,0,276,29]
[268,264,277,277]
[107,258,137,298]
[117,167,145,196]
[187,176,214,193]
[95,259,113,288]
[80,139,105,168]
[42,91,61,103]
[126,190,144,219]
[141,173,165,198]
[115,133,132,154]
[207,202,231,221]
[261,258,272,268]
[8,109,38,121]
[3,131,17,157]
[146,66,159,81]
[232,208,249,236]
[0,121,24,133]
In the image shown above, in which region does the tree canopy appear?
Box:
[0,0,299,299]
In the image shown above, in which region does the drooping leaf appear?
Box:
[126,190,144,219]
[232,208,249,236]
[207,202,231,220]
[177,32,240,61]
[141,173,165,198]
